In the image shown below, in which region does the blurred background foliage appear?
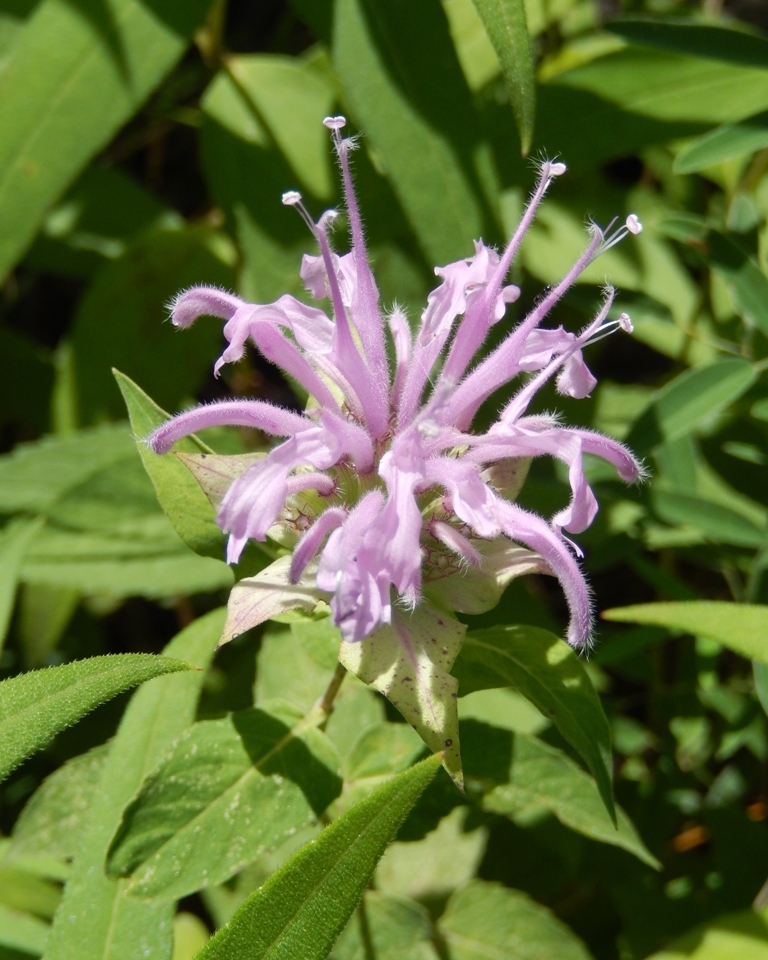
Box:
[1,0,768,958]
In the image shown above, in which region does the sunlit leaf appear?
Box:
[0,653,192,782]
[333,0,495,264]
[0,0,210,279]
[471,0,535,154]
[115,370,228,561]
[45,609,225,960]
[108,702,342,901]
[626,359,756,454]
[452,625,614,821]
[645,906,768,959]
[602,601,768,663]
[195,754,442,960]
[340,602,466,789]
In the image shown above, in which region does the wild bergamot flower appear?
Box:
[148,117,643,784]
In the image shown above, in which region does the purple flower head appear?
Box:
[148,117,644,654]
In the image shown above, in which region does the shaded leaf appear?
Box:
[439,879,593,960]
[607,18,768,69]
[73,227,234,421]
[107,702,342,901]
[195,753,442,960]
[0,517,44,652]
[652,490,766,548]
[45,608,225,960]
[331,891,439,960]
[674,110,768,173]
[602,601,768,663]
[705,231,768,335]
[471,0,535,154]
[333,0,494,264]
[340,602,466,788]
[0,653,193,782]
[7,744,109,863]
[452,625,614,820]
[483,733,659,867]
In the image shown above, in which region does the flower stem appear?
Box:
[318,661,347,719]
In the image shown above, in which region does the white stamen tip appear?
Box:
[626,214,642,235]
[323,116,347,130]
[618,312,633,333]
[549,162,567,177]
[282,190,302,206]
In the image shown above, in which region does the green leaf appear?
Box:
[0,0,210,279]
[438,879,593,960]
[626,359,756,454]
[674,110,768,173]
[25,164,170,279]
[0,857,61,918]
[222,53,336,200]
[452,625,614,821]
[195,753,442,960]
[0,653,193,782]
[333,0,495,264]
[107,702,342,901]
[644,906,768,959]
[470,0,535,154]
[606,18,768,69]
[602,601,768,664]
[331,891,439,960]
[45,608,225,960]
[340,602,466,789]
[482,734,659,868]
[550,47,768,124]
[0,517,44,652]
[114,370,228,561]
[755,662,768,717]
[0,424,135,515]
[705,232,768,335]
[0,900,48,956]
[73,227,234,422]
[7,744,108,863]
[21,551,234,599]
[652,490,766,547]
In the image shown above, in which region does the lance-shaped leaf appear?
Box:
[0,516,44,653]
[425,540,549,615]
[0,0,210,279]
[339,602,466,789]
[114,369,226,560]
[602,601,768,664]
[674,110,768,173]
[176,452,266,510]
[44,608,225,960]
[471,0,535,154]
[221,556,324,646]
[452,625,614,821]
[0,654,193,782]
[195,753,442,960]
[107,702,342,901]
[482,732,659,868]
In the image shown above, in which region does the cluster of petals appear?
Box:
[149,117,644,650]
